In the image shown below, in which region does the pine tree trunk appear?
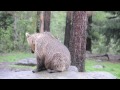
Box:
[39,11,51,33]
[44,11,51,31]
[69,11,88,72]
[86,13,92,53]
[64,11,73,48]
[40,11,44,33]
[86,37,91,52]
[36,11,41,33]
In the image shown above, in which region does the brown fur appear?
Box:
[26,32,71,73]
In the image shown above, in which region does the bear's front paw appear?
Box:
[32,70,36,73]
[32,69,40,73]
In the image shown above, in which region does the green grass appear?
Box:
[0,52,34,62]
[86,59,120,79]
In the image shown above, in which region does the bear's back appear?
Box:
[35,32,70,60]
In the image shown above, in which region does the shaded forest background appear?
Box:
[0,11,120,54]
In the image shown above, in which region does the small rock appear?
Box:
[93,65,104,69]
[96,59,102,62]
[68,66,78,72]
[15,58,36,66]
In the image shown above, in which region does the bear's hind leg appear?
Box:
[32,57,45,73]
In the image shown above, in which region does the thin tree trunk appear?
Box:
[86,37,91,52]
[39,11,51,33]
[44,11,51,31]
[40,11,44,33]
[13,12,18,50]
[86,11,92,53]
[23,28,27,45]
[36,11,41,33]
[64,11,73,48]
[69,11,88,72]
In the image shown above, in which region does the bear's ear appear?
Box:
[26,32,30,38]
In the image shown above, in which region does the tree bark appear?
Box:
[86,12,92,53]
[64,11,73,48]
[69,11,88,72]
[44,11,51,32]
[40,11,44,33]
[36,11,41,33]
[86,37,91,52]
[13,12,18,50]
[39,11,51,33]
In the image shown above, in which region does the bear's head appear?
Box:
[26,32,35,53]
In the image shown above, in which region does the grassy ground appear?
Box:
[0,52,34,62]
[86,59,120,79]
[0,52,120,79]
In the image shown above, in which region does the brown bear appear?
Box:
[26,32,71,73]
